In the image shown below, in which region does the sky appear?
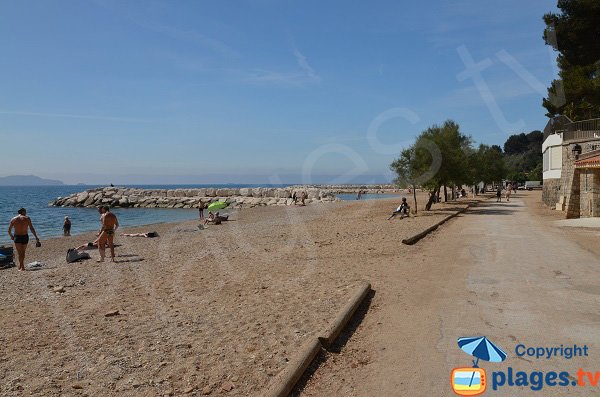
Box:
[0,0,559,184]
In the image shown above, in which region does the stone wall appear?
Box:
[542,178,561,207]
[50,187,342,209]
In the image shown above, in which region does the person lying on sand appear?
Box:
[75,239,112,251]
[204,212,229,225]
[120,232,159,238]
[387,198,410,220]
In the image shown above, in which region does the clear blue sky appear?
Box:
[1,0,558,184]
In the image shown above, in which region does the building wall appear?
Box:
[542,133,563,207]
[541,137,600,217]
[579,169,600,218]
[542,178,561,207]
[561,144,580,218]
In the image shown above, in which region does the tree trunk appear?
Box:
[444,185,448,202]
[425,186,439,211]
[451,185,455,200]
[412,184,418,214]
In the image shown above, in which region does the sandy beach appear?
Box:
[0,193,473,396]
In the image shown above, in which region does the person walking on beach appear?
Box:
[7,208,41,271]
[505,183,513,202]
[292,191,298,205]
[97,206,119,262]
[300,191,307,206]
[496,186,502,202]
[63,216,71,236]
[198,204,205,220]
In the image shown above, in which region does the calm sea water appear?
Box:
[0,184,287,243]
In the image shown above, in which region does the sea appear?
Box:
[0,185,397,244]
[0,184,287,243]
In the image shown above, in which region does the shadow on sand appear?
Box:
[466,202,518,216]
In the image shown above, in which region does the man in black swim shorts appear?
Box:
[8,208,41,271]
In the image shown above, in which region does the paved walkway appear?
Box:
[300,197,600,396]
[555,217,600,228]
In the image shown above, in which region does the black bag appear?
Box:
[0,246,14,268]
[66,248,91,263]
[0,245,13,257]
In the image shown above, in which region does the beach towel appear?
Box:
[25,261,46,271]
[66,249,91,263]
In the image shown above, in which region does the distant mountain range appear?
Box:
[0,175,64,186]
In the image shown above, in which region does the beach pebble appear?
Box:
[183,386,194,393]
[104,310,120,317]
[221,381,234,392]
[53,286,65,293]
[202,385,212,395]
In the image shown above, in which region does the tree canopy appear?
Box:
[390,124,542,210]
[543,0,600,120]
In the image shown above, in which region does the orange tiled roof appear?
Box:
[575,155,600,168]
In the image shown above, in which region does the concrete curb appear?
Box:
[319,281,372,348]
[262,282,372,397]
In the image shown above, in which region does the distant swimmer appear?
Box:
[97,206,119,262]
[63,216,71,236]
[7,208,41,271]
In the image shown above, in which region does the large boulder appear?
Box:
[215,188,232,197]
[239,188,252,197]
[307,188,320,199]
[277,189,291,198]
[83,197,95,207]
[76,192,89,203]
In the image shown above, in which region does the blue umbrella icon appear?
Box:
[458,336,507,386]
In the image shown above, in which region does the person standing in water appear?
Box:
[63,216,72,236]
[7,208,41,271]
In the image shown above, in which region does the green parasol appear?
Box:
[207,201,228,212]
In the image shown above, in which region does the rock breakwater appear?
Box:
[50,187,340,209]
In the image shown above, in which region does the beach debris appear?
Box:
[72,384,84,389]
[183,386,195,393]
[104,310,120,317]
[221,381,234,392]
[53,286,65,293]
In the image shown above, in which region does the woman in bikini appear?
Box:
[97,206,119,262]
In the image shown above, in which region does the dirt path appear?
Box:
[299,192,600,396]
